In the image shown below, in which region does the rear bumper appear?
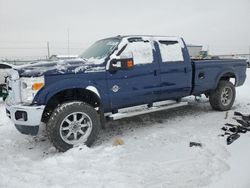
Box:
[5,96,45,135]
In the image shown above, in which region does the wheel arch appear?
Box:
[41,86,102,123]
[216,70,238,87]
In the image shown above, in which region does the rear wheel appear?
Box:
[209,81,236,111]
[46,101,100,152]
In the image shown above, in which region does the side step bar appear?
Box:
[107,101,188,120]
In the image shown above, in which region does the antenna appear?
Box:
[249,45,250,63]
[47,41,50,59]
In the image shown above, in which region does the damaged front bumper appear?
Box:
[5,96,45,135]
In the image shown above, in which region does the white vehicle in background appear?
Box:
[0,62,14,100]
[0,62,14,85]
[0,61,37,100]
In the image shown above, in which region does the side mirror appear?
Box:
[110,57,134,71]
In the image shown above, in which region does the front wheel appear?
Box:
[209,81,236,111]
[46,101,100,152]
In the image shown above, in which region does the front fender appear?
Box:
[33,78,101,105]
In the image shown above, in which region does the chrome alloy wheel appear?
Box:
[59,112,93,145]
[221,87,233,106]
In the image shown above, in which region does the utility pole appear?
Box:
[47,41,50,59]
[67,28,70,57]
[248,45,250,63]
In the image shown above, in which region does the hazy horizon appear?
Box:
[0,0,250,59]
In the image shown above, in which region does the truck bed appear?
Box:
[192,59,247,95]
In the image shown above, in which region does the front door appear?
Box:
[107,38,161,110]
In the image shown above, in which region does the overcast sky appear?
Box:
[0,0,250,58]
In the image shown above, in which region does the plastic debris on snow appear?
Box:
[220,111,250,145]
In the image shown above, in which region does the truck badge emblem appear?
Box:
[112,85,120,92]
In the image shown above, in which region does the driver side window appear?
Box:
[120,41,153,65]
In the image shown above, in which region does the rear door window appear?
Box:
[158,40,184,62]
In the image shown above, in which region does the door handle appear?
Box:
[198,72,205,79]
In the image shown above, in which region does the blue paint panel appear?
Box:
[193,59,247,95]
[154,40,193,100]
[33,71,110,111]
[107,63,161,109]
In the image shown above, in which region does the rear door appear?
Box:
[155,38,192,100]
[107,37,161,110]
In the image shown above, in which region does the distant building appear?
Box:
[1,59,34,66]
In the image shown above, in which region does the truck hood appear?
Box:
[16,58,106,77]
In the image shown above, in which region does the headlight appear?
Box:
[20,76,44,104]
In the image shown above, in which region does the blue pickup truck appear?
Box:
[5,35,247,151]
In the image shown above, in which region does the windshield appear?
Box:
[79,38,120,63]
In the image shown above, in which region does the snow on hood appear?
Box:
[16,58,106,77]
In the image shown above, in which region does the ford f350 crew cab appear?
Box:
[5,35,247,151]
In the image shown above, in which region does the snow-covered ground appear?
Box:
[0,70,250,188]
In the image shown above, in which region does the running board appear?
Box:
[107,101,188,120]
